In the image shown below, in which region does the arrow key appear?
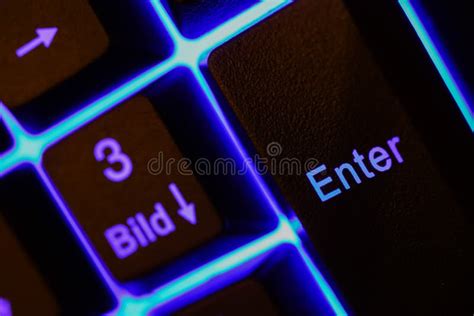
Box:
[0,0,109,107]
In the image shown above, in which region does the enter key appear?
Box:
[207,0,474,314]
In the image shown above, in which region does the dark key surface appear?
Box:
[0,214,59,316]
[208,0,474,314]
[175,280,280,316]
[0,166,117,314]
[0,0,109,108]
[43,96,222,282]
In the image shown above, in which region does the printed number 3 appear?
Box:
[94,138,133,182]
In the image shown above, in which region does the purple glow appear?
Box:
[169,183,197,225]
[94,138,133,183]
[0,1,348,314]
[16,27,58,58]
[105,202,177,260]
[0,297,12,316]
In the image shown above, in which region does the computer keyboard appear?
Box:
[0,0,472,315]
[43,95,223,282]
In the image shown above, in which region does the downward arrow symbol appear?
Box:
[169,183,197,225]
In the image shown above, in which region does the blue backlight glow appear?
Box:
[0,0,348,314]
[116,215,297,315]
[399,0,474,132]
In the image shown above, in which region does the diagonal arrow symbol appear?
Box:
[169,183,197,225]
[16,27,58,58]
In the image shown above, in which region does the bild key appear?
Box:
[43,96,222,282]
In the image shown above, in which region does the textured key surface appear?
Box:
[43,96,222,282]
[0,215,59,316]
[175,280,280,316]
[0,0,109,107]
[208,0,474,314]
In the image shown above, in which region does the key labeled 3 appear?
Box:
[43,96,222,282]
[94,138,133,182]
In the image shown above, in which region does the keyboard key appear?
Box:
[43,96,222,282]
[208,0,474,314]
[0,214,60,316]
[0,0,109,108]
[0,165,117,315]
[166,0,257,38]
[0,166,117,314]
[7,0,174,132]
[176,280,279,316]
